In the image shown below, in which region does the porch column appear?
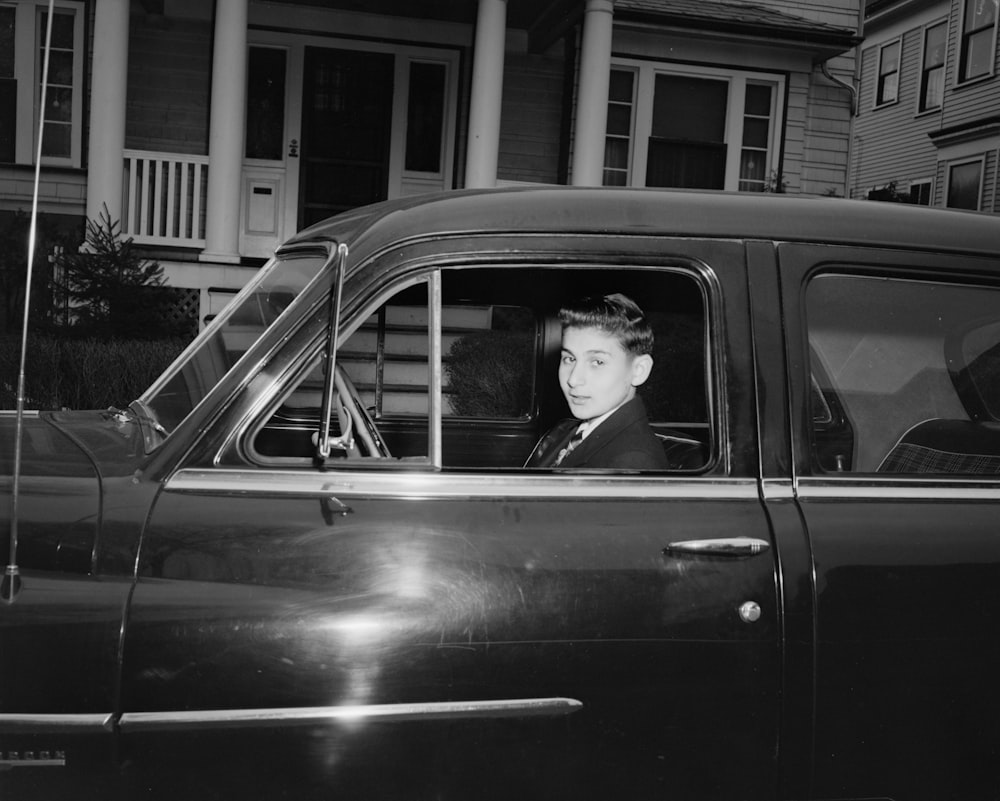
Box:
[201,0,249,263]
[571,0,614,186]
[85,0,129,225]
[465,0,507,188]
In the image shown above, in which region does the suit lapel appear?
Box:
[559,397,644,468]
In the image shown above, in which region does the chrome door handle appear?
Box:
[662,537,770,557]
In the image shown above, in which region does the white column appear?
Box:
[571,0,614,186]
[201,0,248,263]
[465,0,507,189]
[86,0,130,225]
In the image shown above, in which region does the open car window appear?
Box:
[250,264,712,472]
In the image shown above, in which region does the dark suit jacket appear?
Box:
[525,395,670,470]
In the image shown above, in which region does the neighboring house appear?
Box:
[852,0,1000,210]
[1,0,860,326]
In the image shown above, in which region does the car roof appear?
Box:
[278,186,1000,259]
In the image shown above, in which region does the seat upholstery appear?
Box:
[877,418,1000,474]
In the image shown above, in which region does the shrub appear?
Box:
[446,330,534,418]
[0,336,187,410]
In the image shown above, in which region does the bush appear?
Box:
[446,330,534,417]
[0,336,187,410]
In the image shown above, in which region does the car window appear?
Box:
[806,273,1000,474]
[251,264,712,471]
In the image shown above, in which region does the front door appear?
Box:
[299,47,394,228]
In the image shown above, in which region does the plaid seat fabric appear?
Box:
[879,442,1000,474]
[877,418,1000,475]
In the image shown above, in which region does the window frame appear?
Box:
[0,0,84,167]
[875,39,902,107]
[945,156,984,210]
[603,58,785,193]
[918,20,947,113]
[958,0,998,84]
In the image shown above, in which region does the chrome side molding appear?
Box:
[119,697,583,733]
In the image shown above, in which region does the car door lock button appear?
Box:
[739,601,762,623]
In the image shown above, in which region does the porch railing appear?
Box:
[122,150,209,248]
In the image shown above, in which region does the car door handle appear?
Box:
[662,537,770,557]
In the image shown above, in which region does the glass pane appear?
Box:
[879,72,899,103]
[607,104,632,136]
[948,161,981,209]
[964,28,994,79]
[48,50,73,86]
[0,79,15,162]
[405,61,446,173]
[651,74,728,143]
[604,138,629,169]
[926,22,947,66]
[744,84,771,116]
[808,274,1000,473]
[966,0,997,30]
[0,7,14,78]
[608,69,634,103]
[42,121,71,158]
[49,11,74,49]
[739,150,766,182]
[881,42,900,72]
[44,87,72,122]
[742,117,769,149]
[245,47,286,161]
[603,169,627,186]
[646,139,725,189]
[922,66,944,109]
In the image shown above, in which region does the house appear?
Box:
[852,0,1000,210]
[1,0,861,328]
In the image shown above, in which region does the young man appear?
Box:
[524,293,669,470]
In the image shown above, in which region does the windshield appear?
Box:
[140,249,334,435]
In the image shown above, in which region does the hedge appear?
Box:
[0,336,187,411]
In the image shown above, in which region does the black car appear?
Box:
[3,186,1000,800]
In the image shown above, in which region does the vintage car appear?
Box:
[2,186,1000,800]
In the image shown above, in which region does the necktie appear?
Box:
[553,427,584,466]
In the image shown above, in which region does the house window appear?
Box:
[603,69,635,186]
[959,0,997,82]
[920,22,947,111]
[907,178,933,205]
[0,1,83,166]
[404,61,447,174]
[738,84,774,192]
[946,159,983,209]
[876,40,901,105]
[604,60,784,192]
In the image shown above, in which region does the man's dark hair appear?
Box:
[559,293,654,356]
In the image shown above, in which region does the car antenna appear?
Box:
[4,0,57,605]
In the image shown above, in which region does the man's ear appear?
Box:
[630,353,653,386]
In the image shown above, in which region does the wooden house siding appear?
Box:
[125,14,212,156]
[498,49,567,185]
[855,0,1000,211]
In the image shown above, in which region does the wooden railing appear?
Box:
[122,150,209,247]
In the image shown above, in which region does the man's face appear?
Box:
[558,326,651,421]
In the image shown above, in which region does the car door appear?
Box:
[120,238,781,800]
[780,243,1000,800]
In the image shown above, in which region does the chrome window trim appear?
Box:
[797,476,1000,500]
[119,697,582,733]
[0,713,114,734]
[166,468,759,501]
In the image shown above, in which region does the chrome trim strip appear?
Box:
[166,468,760,500]
[798,479,1000,500]
[120,697,583,733]
[0,713,115,734]
[760,479,794,500]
